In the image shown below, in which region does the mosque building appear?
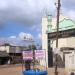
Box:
[42,14,75,70]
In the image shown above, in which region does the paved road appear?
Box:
[0,65,68,75]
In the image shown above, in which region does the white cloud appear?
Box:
[57,0,75,21]
[19,32,33,40]
[0,0,55,26]
[8,32,34,41]
[19,32,27,40]
[0,0,75,31]
[38,33,42,40]
[61,0,75,10]
[61,7,75,20]
[66,10,75,20]
[9,36,16,39]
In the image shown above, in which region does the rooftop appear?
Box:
[47,15,75,33]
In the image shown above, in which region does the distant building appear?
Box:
[0,51,9,65]
[42,14,75,70]
[0,42,35,65]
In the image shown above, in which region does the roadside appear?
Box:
[0,64,68,75]
[0,64,22,68]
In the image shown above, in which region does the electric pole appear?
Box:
[55,0,61,75]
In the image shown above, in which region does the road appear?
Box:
[0,65,68,75]
[0,65,22,75]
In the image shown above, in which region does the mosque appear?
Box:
[42,14,75,70]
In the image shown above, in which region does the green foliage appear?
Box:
[28,45,37,50]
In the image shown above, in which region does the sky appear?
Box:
[0,0,75,44]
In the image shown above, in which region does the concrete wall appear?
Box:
[65,51,75,70]
[67,37,75,47]
[0,46,22,53]
[52,37,75,59]
[52,37,75,49]
[0,46,10,53]
[41,17,48,67]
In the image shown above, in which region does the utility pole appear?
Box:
[56,0,61,48]
[55,0,61,75]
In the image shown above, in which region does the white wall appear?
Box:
[6,46,10,53]
[67,37,75,47]
[53,38,67,49]
[0,46,6,51]
[52,37,75,49]
[41,17,48,67]
[0,45,22,53]
[0,46,10,53]
[65,51,75,70]
[52,37,75,57]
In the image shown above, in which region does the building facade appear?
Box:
[0,43,29,64]
[42,15,75,70]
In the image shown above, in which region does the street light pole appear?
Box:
[55,0,61,75]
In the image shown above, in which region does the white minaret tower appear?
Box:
[41,14,52,67]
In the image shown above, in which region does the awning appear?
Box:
[60,47,75,51]
[0,51,9,57]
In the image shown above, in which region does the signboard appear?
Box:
[35,50,45,59]
[48,28,75,39]
[22,50,46,60]
[22,50,33,60]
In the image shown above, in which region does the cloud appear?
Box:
[0,0,75,27]
[1,0,75,35]
[0,0,55,27]
[60,0,75,20]
[38,33,42,40]
[8,32,34,41]
[61,0,75,10]
[66,10,75,20]
[19,32,33,40]
[0,32,34,46]
[9,36,16,39]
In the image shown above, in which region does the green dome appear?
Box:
[47,17,75,33]
[59,18,75,31]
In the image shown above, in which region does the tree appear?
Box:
[28,45,37,50]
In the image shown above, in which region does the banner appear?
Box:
[22,50,45,60]
[22,50,33,60]
[35,50,45,59]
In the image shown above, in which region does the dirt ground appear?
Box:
[0,65,68,75]
[48,68,68,75]
[0,65,22,75]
